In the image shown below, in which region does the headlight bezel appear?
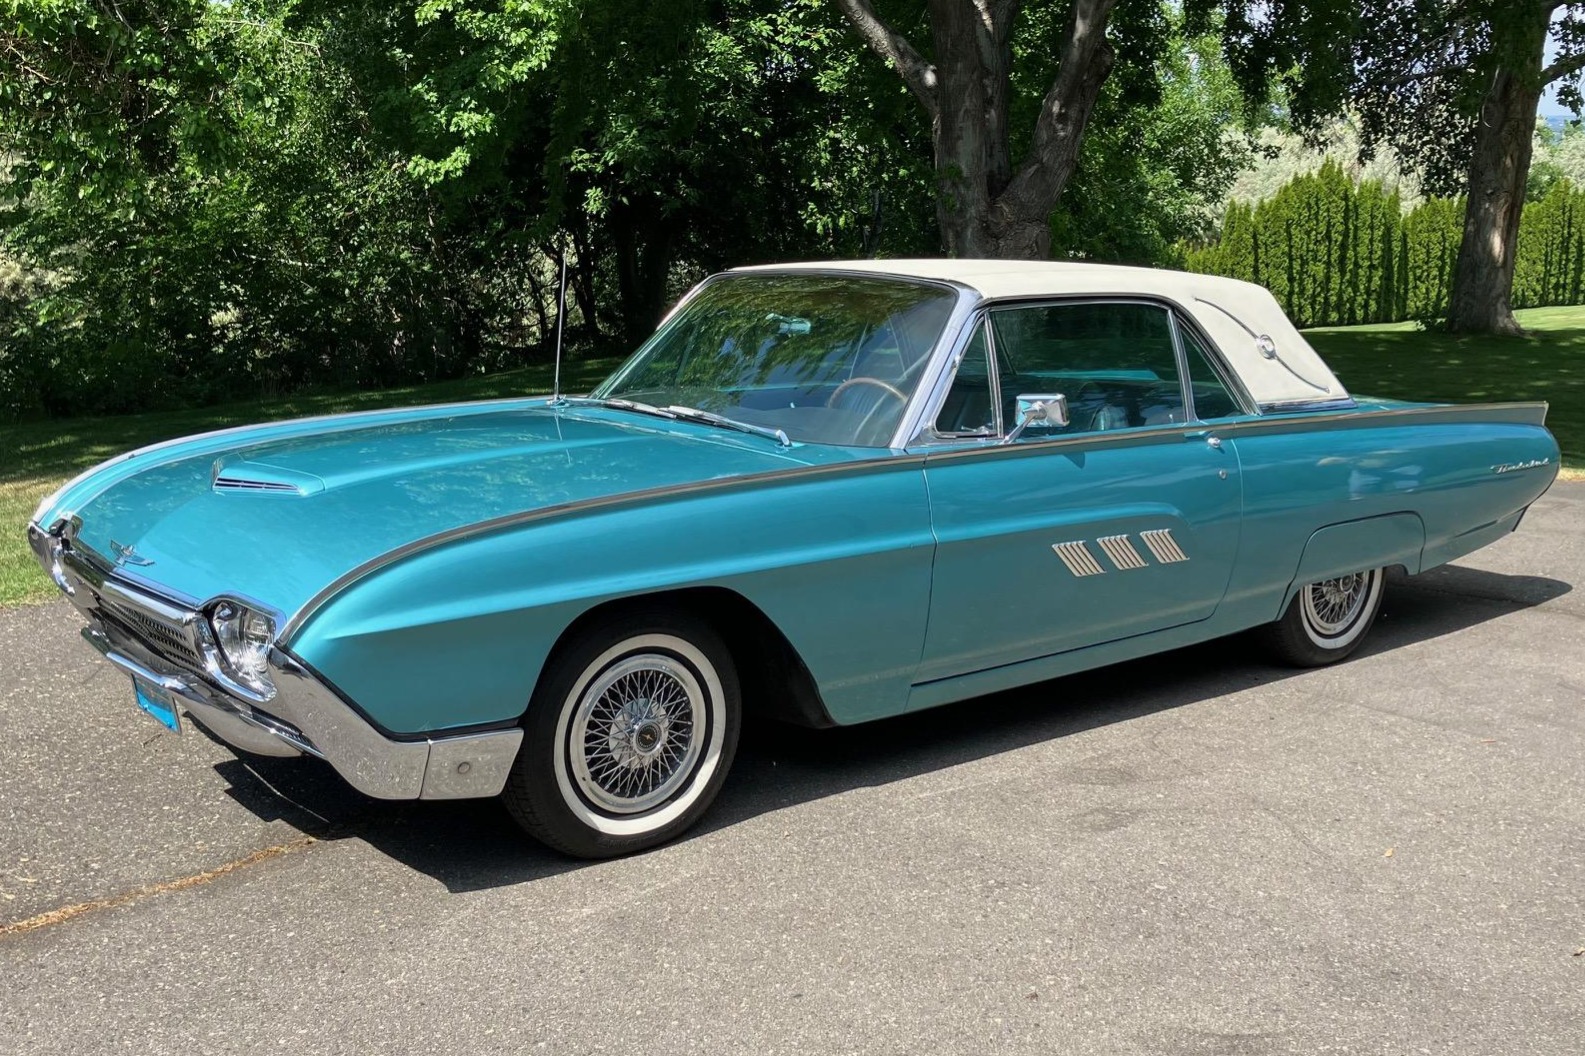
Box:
[202,598,280,701]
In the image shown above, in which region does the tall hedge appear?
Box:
[1187,165,1585,327]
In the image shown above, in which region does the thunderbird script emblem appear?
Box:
[109,540,154,567]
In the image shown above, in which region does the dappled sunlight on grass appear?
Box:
[1305,305,1584,469]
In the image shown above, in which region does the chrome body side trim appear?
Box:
[422,730,527,799]
[1096,534,1148,571]
[1140,529,1190,564]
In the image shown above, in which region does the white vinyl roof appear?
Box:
[733,259,1350,409]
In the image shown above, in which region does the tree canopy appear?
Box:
[17,1,1573,421]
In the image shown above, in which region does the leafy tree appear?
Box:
[0,1,228,201]
[1049,18,1254,263]
[1217,0,1585,334]
[300,0,939,342]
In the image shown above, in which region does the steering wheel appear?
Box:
[1072,380,1129,431]
[827,377,907,407]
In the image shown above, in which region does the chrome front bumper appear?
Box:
[31,523,522,801]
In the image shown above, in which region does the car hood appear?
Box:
[51,401,855,620]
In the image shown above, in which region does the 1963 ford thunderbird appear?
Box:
[28,260,1560,857]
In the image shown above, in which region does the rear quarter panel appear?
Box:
[1223,405,1559,624]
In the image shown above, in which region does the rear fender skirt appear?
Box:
[1282,513,1426,611]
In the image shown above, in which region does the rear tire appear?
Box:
[1259,567,1386,667]
[503,609,741,859]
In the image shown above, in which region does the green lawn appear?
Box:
[1305,304,1585,470]
[3,304,1582,609]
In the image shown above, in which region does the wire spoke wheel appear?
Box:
[570,654,704,814]
[1260,566,1386,667]
[506,614,741,859]
[1301,572,1371,636]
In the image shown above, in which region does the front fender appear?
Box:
[284,463,936,735]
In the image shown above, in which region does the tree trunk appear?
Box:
[568,213,602,339]
[1445,11,1547,335]
[524,255,551,344]
[609,201,674,345]
[928,0,1000,256]
[835,0,1117,260]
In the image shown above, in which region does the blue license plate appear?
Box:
[132,675,181,733]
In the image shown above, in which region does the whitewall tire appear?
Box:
[504,610,741,858]
[1260,568,1386,667]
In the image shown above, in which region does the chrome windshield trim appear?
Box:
[906,311,1001,448]
[887,282,984,449]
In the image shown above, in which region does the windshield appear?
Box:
[590,273,958,446]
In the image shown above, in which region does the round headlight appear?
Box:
[209,601,277,697]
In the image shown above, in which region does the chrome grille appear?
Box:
[101,600,205,670]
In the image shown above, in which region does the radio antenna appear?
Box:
[551,240,569,406]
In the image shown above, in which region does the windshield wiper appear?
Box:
[666,405,791,448]
[558,396,680,421]
[559,396,791,447]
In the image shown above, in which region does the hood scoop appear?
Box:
[211,460,325,496]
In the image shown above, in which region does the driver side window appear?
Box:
[991,301,1186,434]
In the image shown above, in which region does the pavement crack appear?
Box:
[0,836,317,941]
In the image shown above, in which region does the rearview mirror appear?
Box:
[1004,393,1069,443]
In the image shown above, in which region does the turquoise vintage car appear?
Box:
[28,260,1560,857]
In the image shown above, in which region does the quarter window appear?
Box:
[1176,322,1242,420]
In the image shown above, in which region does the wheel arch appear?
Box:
[542,587,836,730]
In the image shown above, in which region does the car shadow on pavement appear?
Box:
[205,564,1569,891]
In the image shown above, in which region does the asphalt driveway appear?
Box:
[2,483,1582,1055]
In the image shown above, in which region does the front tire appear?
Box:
[503,610,741,858]
[1259,567,1386,667]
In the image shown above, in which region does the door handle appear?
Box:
[1186,430,1222,450]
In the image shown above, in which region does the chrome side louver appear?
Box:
[210,460,323,495]
[213,476,303,493]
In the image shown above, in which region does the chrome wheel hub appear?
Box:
[570,654,703,814]
[1302,572,1369,636]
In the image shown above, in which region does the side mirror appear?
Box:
[1004,393,1069,443]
